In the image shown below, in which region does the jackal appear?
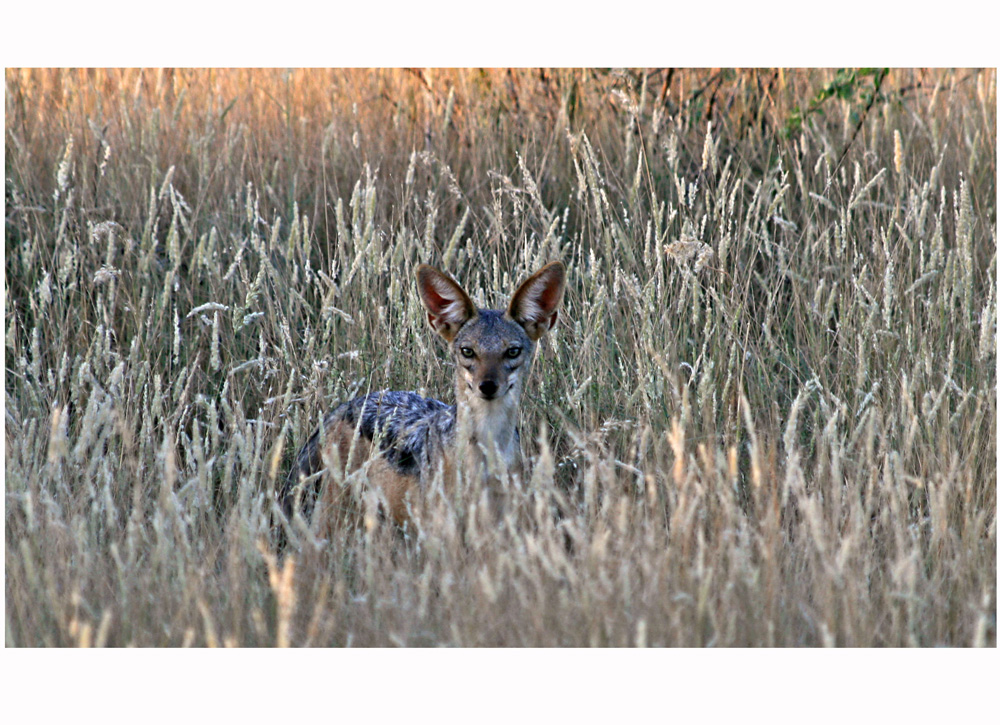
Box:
[281,261,566,531]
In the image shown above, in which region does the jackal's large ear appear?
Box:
[416,265,477,342]
[507,261,566,341]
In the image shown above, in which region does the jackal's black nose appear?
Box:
[478,380,499,398]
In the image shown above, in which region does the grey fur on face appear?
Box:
[452,310,535,401]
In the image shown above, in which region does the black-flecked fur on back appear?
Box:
[336,391,455,474]
[281,391,456,519]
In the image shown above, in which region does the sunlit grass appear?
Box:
[4,68,996,646]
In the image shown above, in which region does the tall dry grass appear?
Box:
[4,68,996,646]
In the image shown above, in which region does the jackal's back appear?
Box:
[282,391,455,520]
[335,390,455,473]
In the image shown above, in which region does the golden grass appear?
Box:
[4,68,996,646]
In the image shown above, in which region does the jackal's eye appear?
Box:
[460,347,475,359]
[505,346,522,359]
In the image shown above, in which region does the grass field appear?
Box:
[4,68,996,646]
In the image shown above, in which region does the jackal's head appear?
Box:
[416,262,566,409]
